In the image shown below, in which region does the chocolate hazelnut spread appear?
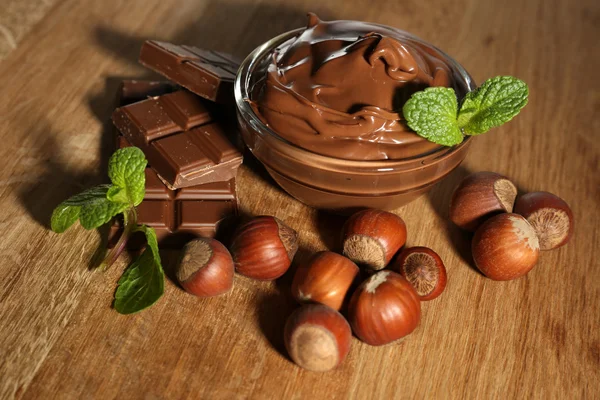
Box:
[236,15,474,211]
[255,14,461,160]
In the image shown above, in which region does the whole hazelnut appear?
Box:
[284,304,352,372]
[514,191,574,250]
[177,238,234,297]
[390,246,447,301]
[472,213,540,280]
[291,251,359,311]
[342,209,407,270]
[348,271,421,346]
[230,216,299,280]
[450,171,518,231]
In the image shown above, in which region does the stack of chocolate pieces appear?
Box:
[110,41,243,248]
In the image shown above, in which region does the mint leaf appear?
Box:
[79,199,128,230]
[51,206,81,233]
[457,76,528,135]
[106,186,129,204]
[114,226,164,314]
[402,87,463,146]
[50,147,166,314]
[51,185,113,233]
[108,147,147,206]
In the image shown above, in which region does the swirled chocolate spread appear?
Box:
[255,14,462,160]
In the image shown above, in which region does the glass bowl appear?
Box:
[234,24,475,213]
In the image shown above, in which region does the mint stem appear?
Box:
[99,207,137,270]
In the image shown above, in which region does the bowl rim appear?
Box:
[234,23,476,169]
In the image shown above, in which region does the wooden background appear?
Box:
[0,0,598,398]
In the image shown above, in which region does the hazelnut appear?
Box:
[177,238,234,297]
[390,246,447,301]
[230,216,299,280]
[342,209,407,270]
[284,304,352,372]
[450,171,518,231]
[472,213,540,280]
[291,251,359,311]
[514,191,574,250]
[348,271,421,346]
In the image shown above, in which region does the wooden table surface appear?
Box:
[1,0,598,398]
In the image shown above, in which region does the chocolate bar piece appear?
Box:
[111,136,237,248]
[109,81,239,248]
[118,80,178,104]
[139,40,240,104]
[112,89,243,189]
[112,80,177,141]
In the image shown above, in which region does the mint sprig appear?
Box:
[51,185,120,233]
[403,76,529,146]
[51,147,165,314]
[114,226,164,314]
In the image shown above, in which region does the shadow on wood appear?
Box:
[13,112,111,270]
[255,288,297,361]
[314,210,347,253]
[425,165,481,274]
[93,1,336,62]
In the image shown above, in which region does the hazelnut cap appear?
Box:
[514,191,574,250]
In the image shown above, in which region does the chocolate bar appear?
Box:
[109,81,238,248]
[112,80,176,142]
[139,40,240,104]
[112,89,243,189]
[118,80,178,104]
[111,136,237,248]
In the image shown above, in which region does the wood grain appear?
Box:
[0,0,598,398]
[0,0,61,60]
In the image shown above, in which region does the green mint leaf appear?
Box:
[108,147,147,206]
[114,226,164,314]
[51,185,113,233]
[402,87,463,146]
[106,186,129,204]
[457,76,528,135]
[51,205,81,233]
[79,199,129,230]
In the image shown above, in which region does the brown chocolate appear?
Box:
[111,135,237,248]
[118,80,178,105]
[112,80,176,141]
[112,89,243,189]
[139,40,240,104]
[255,14,460,161]
[237,15,474,212]
[109,81,239,248]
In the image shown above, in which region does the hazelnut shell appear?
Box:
[391,246,447,301]
[284,304,352,372]
[514,191,574,250]
[450,171,517,231]
[177,238,234,297]
[348,271,421,346]
[230,216,299,280]
[291,251,359,310]
[342,209,407,270]
[472,213,540,280]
